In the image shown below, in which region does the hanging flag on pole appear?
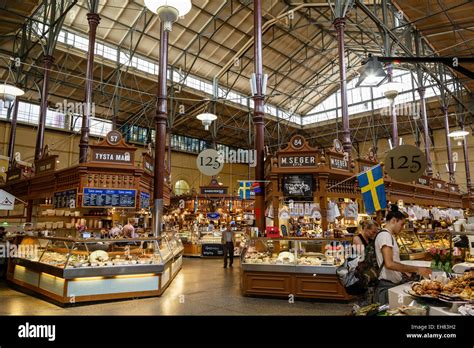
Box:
[238,181,252,199]
[357,164,387,215]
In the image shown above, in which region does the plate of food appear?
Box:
[405,280,443,301]
[89,250,109,263]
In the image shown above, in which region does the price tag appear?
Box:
[384,145,427,182]
[196,149,223,176]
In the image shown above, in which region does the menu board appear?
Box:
[201,244,224,257]
[83,188,136,208]
[140,192,150,209]
[54,189,77,209]
[283,175,313,197]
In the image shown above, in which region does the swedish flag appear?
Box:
[238,181,252,199]
[357,164,387,214]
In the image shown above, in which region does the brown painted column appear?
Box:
[153,22,169,236]
[461,123,472,193]
[7,96,19,170]
[442,106,454,182]
[34,55,54,160]
[79,12,101,163]
[418,87,433,176]
[253,0,266,233]
[334,17,351,154]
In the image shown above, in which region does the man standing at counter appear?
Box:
[222,222,235,268]
[375,205,432,304]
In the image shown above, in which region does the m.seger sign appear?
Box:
[279,155,317,168]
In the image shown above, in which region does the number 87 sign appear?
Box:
[384,145,427,182]
[196,149,224,176]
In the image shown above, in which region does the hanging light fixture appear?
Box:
[196,113,217,131]
[448,129,469,138]
[0,84,24,108]
[380,81,403,101]
[355,55,387,87]
[144,0,192,31]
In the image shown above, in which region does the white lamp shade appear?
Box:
[196,113,217,122]
[448,129,469,138]
[0,84,24,97]
[381,81,403,100]
[144,0,192,16]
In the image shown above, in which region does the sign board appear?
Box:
[201,244,224,257]
[91,149,133,165]
[201,187,227,195]
[384,145,427,182]
[329,156,349,171]
[279,155,317,168]
[196,149,223,176]
[53,189,77,209]
[140,191,150,209]
[35,155,58,175]
[283,175,313,197]
[0,189,15,210]
[207,212,220,220]
[89,131,136,166]
[417,177,430,186]
[82,188,136,208]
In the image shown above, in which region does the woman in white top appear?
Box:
[374,205,432,304]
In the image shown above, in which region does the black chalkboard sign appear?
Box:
[201,244,224,257]
[83,188,136,208]
[54,189,77,208]
[283,175,313,197]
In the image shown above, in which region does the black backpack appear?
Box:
[337,231,385,295]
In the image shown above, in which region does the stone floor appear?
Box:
[0,258,353,315]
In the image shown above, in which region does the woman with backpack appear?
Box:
[374,205,432,305]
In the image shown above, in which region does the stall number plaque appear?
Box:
[196,149,223,176]
[83,188,136,208]
[385,145,427,182]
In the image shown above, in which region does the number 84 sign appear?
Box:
[384,145,427,182]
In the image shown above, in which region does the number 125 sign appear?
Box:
[384,145,427,182]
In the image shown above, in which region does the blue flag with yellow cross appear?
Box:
[357,164,387,215]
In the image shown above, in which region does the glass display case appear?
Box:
[12,235,179,278]
[416,230,451,251]
[240,237,352,300]
[241,237,347,274]
[396,229,453,260]
[396,229,427,260]
[8,234,184,304]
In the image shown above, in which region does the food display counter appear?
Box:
[240,237,352,300]
[7,233,183,305]
[397,229,452,260]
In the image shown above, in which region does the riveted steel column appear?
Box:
[79,12,101,163]
[334,17,351,154]
[7,96,20,170]
[442,105,454,182]
[253,0,265,233]
[35,55,54,160]
[153,22,169,237]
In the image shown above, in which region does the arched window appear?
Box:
[174,180,190,195]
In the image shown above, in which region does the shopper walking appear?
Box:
[374,205,432,304]
[222,222,235,268]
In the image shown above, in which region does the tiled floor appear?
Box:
[0,258,353,315]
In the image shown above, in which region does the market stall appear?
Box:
[165,178,253,258]
[0,131,183,304]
